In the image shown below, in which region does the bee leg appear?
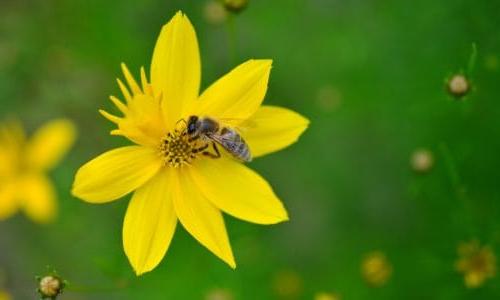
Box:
[202,142,221,159]
[212,142,221,158]
[192,143,209,154]
[188,135,200,142]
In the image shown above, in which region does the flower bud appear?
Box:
[361,251,392,287]
[223,0,248,13]
[447,74,470,98]
[204,1,227,25]
[410,148,434,173]
[272,270,303,298]
[314,292,341,300]
[205,288,233,300]
[38,275,64,299]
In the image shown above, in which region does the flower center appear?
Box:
[158,129,201,167]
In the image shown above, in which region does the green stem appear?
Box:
[439,142,475,234]
[65,280,130,294]
[226,14,237,65]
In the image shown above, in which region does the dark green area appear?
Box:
[1,0,500,299]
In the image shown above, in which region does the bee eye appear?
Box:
[187,123,196,134]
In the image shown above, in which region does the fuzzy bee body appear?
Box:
[186,115,252,162]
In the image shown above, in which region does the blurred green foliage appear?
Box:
[1,0,500,299]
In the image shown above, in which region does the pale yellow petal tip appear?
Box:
[133,267,151,277]
[99,109,121,124]
[129,257,160,276]
[303,115,311,127]
[273,210,290,224]
[247,59,273,69]
[282,210,290,222]
[42,119,78,140]
[70,185,83,201]
[165,10,189,27]
[222,254,237,269]
[70,179,94,204]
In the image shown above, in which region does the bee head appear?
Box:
[187,115,199,135]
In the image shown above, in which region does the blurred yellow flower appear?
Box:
[0,290,11,300]
[204,1,228,25]
[72,11,309,275]
[361,251,392,287]
[0,119,75,223]
[314,291,340,300]
[272,269,303,299]
[205,288,233,300]
[455,240,496,288]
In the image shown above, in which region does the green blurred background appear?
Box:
[1,0,500,299]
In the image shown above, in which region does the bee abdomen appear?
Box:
[240,146,252,162]
[237,137,252,162]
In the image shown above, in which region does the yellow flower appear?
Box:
[314,292,340,300]
[272,269,303,299]
[205,288,233,300]
[455,240,496,288]
[0,119,76,223]
[361,251,392,287]
[72,11,309,275]
[0,290,11,300]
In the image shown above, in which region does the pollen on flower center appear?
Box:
[158,129,198,167]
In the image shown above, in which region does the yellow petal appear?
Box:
[173,170,235,268]
[123,169,177,275]
[243,106,309,158]
[191,60,272,123]
[191,158,288,225]
[0,290,12,300]
[19,174,56,223]
[140,66,153,96]
[72,146,162,203]
[117,78,132,103]
[121,63,142,95]
[0,182,18,220]
[110,93,166,147]
[0,120,25,173]
[0,147,16,179]
[151,11,201,129]
[109,96,128,114]
[26,119,76,170]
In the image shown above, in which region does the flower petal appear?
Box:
[121,63,142,95]
[191,60,272,123]
[103,93,166,147]
[0,182,18,220]
[26,119,76,171]
[72,146,162,203]
[173,170,235,268]
[123,168,177,275]
[151,11,201,129]
[243,106,309,158]
[190,158,288,225]
[0,120,26,174]
[19,174,56,223]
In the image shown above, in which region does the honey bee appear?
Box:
[186,115,252,162]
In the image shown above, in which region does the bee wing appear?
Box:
[210,131,246,154]
[209,132,251,162]
[209,132,240,151]
[217,117,257,134]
